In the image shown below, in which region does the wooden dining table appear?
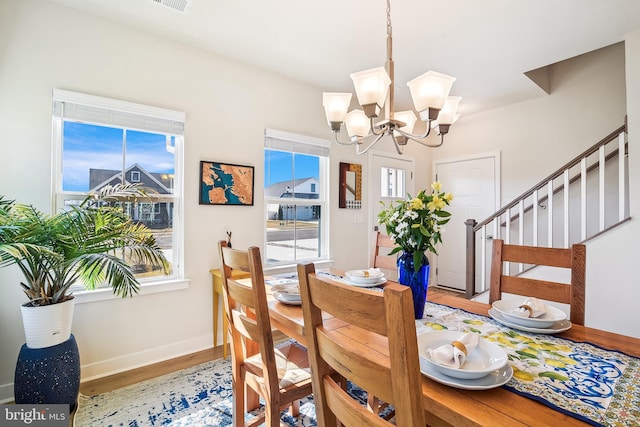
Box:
[265,271,640,427]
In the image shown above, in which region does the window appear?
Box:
[51,89,185,291]
[380,166,406,198]
[264,129,329,265]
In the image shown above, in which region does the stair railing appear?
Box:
[465,124,628,298]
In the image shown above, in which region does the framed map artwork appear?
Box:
[199,161,254,206]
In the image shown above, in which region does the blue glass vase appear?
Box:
[397,251,430,319]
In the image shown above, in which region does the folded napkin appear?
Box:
[509,297,546,318]
[349,268,382,278]
[426,333,479,369]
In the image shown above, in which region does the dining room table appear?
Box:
[264,269,640,427]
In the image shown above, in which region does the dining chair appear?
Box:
[489,239,586,325]
[370,230,398,273]
[297,263,426,427]
[218,241,313,427]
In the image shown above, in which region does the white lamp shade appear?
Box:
[323,92,352,124]
[350,67,391,108]
[407,71,456,113]
[393,110,417,135]
[344,109,371,137]
[437,96,462,124]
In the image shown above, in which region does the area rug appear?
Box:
[73,355,380,426]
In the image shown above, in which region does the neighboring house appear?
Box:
[265,177,320,221]
[89,163,174,229]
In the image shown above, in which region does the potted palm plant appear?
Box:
[0,183,169,348]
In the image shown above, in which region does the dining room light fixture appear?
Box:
[322,0,461,155]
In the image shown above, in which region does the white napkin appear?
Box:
[509,297,546,318]
[426,333,479,369]
[349,268,382,278]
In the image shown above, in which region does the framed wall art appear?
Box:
[199,161,254,206]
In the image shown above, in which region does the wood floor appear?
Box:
[80,287,465,396]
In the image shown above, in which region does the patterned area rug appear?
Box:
[73,355,380,426]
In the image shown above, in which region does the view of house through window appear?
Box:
[264,129,329,265]
[52,90,184,286]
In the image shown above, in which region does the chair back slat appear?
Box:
[489,239,586,325]
[370,231,398,272]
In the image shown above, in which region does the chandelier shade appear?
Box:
[322,0,461,154]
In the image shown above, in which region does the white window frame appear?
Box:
[51,89,188,303]
[130,170,141,182]
[264,128,330,268]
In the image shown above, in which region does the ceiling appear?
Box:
[49,0,640,116]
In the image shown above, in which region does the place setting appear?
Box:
[342,268,387,287]
[271,283,302,305]
[489,297,572,334]
[417,330,512,390]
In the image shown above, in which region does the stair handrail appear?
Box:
[465,123,627,299]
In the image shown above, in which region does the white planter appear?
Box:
[20,298,75,349]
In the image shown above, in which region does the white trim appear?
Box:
[73,279,190,304]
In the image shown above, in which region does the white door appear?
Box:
[369,151,415,278]
[434,154,499,292]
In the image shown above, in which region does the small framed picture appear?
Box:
[199,161,254,206]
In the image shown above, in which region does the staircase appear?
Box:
[464,124,629,298]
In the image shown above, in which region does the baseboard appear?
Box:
[0,383,13,403]
[80,334,213,382]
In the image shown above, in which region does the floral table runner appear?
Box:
[418,302,640,427]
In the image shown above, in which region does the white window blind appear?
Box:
[264,128,329,157]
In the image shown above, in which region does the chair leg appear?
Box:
[290,399,300,417]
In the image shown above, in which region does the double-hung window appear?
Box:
[264,129,330,266]
[51,89,185,293]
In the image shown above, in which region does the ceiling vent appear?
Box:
[150,0,190,13]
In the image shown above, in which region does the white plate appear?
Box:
[488,308,572,334]
[420,356,513,390]
[273,291,302,305]
[344,277,387,288]
[344,270,386,284]
[492,299,567,328]
[417,331,508,380]
[271,283,300,295]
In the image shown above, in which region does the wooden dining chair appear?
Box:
[370,230,398,272]
[218,241,313,427]
[489,239,586,325]
[297,263,426,427]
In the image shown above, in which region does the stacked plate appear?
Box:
[489,299,572,334]
[417,331,512,390]
[344,269,387,287]
[271,283,301,305]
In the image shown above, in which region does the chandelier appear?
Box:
[322,0,461,155]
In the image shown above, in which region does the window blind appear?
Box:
[52,89,184,135]
[264,128,329,157]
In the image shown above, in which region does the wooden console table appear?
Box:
[210,268,250,358]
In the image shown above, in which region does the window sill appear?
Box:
[264,259,334,275]
[72,278,191,304]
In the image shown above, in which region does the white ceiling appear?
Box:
[49,0,640,116]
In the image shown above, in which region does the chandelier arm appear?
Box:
[404,132,446,148]
[395,123,433,140]
[355,133,387,155]
[331,130,358,146]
